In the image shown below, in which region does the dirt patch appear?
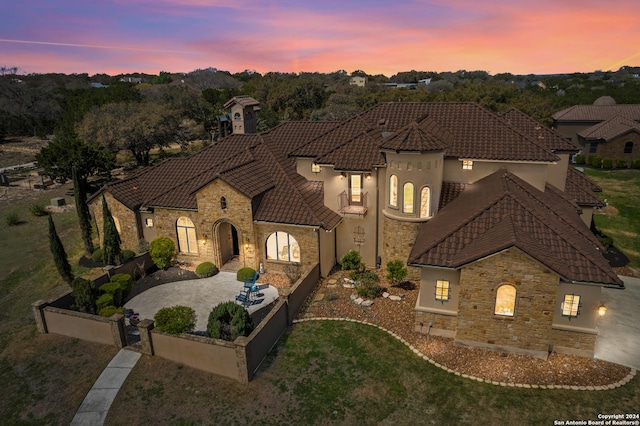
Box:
[596,206,619,216]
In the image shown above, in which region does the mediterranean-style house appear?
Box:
[89,98,624,358]
[552,97,640,166]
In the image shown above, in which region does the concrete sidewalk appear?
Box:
[594,275,640,370]
[71,349,141,426]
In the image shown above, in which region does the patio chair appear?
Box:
[243,271,259,289]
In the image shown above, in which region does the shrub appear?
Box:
[30,204,48,217]
[325,292,339,301]
[96,293,115,311]
[237,267,257,282]
[110,273,134,300]
[356,280,382,299]
[98,306,124,317]
[349,269,380,285]
[91,248,104,263]
[589,156,602,168]
[386,260,408,286]
[632,160,640,169]
[100,282,123,306]
[5,212,20,226]
[284,262,302,285]
[121,249,136,262]
[206,301,254,341]
[137,238,150,253]
[150,237,176,269]
[598,235,614,248]
[602,158,613,169]
[341,250,363,271]
[71,277,96,314]
[575,154,585,164]
[195,262,219,278]
[154,305,196,335]
[616,159,627,169]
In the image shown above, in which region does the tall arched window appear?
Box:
[624,141,633,154]
[266,232,300,262]
[389,175,398,207]
[495,285,516,316]
[420,187,431,218]
[403,182,414,213]
[176,217,198,254]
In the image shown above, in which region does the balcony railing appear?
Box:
[338,191,368,216]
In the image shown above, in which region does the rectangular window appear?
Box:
[311,163,321,173]
[350,174,362,204]
[589,143,598,154]
[145,218,154,227]
[562,294,581,317]
[462,160,473,170]
[435,280,450,301]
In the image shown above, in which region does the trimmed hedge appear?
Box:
[237,267,257,282]
[91,248,104,263]
[206,301,254,341]
[96,293,114,311]
[575,154,585,165]
[154,305,196,335]
[150,237,176,269]
[616,159,628,169]
[602,158,613,169]
[121,249,136,262]
[589,156,602,168]
[100,282,123,306]
[196,262,219,278]
[98,306,124,317]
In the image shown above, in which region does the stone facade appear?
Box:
[586,132,640,166]
[91,192,139,251]
[415,309,457,337]
[255,223,319,275]
[382,215,422,280]
[455,248,559,357]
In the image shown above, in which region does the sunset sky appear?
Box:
[2,0,639,76]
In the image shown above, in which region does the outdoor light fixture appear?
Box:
[340,172,346,179]
[598,304,607,316]
[365,173,371,180]
[200,234,208,243]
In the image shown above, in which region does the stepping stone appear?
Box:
[343,283,355,288]
[382,292,390,298]
[389,295,402,301]
[343,278,354,283]
[326,284,337,288]
[361,300,374,307]
[350,294,357,300]
[353,297,364,305]
[314,293,324,301]
[327,279,337,284]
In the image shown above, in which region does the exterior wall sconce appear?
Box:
[311,163,321,173]
[365,173,371,180]
[200,234,208,244]
[598,304,607,316]
[340,172,346,179]
[244,238,250,249]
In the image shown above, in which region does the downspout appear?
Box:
[375,166,380,268]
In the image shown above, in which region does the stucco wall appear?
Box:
[442,159,548,192]
[455,248,560,357]
[547,153,570,191]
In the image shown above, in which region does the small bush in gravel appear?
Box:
[98,306,124,317]
[30,204,48,217]
[150,236,176,269]
[154,305,196,335]
[325,292,339,302]
[206,301,253,341]
[91,248,104,263]
[121,249,136,262]
[351,269,382,298]
[341,250,363,271]
[5,212,20,226]
[196,262,219,278]
[237,267,257,282]
[386,260,408,286]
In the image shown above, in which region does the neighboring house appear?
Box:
[350,76,366,87]
[552,98,640,166]
[89,100,622,358]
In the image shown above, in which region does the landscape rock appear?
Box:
[361,300,374,307]
[389,295,402,301]
[382,292,390,298]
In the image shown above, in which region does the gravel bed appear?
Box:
[298,270,631,387]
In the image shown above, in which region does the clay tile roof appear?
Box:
[439,182,470,209]
[408,169,622,287]
[379,116,451,152]
[266,121,339,156]
[552,105,640,122]
[314,130,385,171]
[577,115,640,141]
[223,95,260,108]
[499,108,579,152]
[563,167,605,207]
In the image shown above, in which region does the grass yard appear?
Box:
[584,168,640,267]
[106,320,640,426]
[0,184,117,425]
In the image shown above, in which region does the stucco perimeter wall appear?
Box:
[381,215,421,281]
[91,192,139,251]
[455,248,559,357]
[256,223,319,275]
[151,331,243,381]
[242,299,289,378]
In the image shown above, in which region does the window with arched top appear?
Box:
[176,217,198,254]
[234,112,241,120]
[220,196,227,210]
[420,187,431,218]
[495,284,516,316]
[389,175,398,207]
[266,232,300,262]
[624,141,633,154]
[112,216,121,234]
[403,182,414,213]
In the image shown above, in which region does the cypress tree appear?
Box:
[73,165,94,255]
[48,215,74,283]
[101,194,122,265]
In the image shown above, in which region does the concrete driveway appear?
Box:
[124,272,279,333]
[594,275,640,370]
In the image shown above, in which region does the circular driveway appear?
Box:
[124,271,279,332]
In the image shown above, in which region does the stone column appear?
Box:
[137,319,155,355]
[32,300,49,333]
[235,337,250,384]
[109,314,126,348]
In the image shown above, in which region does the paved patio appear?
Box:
[124,271,279,333]
[594,275,640,370]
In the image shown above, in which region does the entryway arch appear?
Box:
[212,219,241,270]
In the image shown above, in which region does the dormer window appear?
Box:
[462,160,473,170]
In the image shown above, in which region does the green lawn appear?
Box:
[584,168,640,267]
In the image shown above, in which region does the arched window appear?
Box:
[389,175,398,207]
[233,112,241,120]
[420,187,431,218]
[495,285,516,316]
[220,196,227,210]
[112,217,121,234]
[266,232,300,262]
[403,182,414,213]
[624,141,633,154]
[176,217,198,254]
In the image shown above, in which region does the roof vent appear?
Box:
[378,119,387,126]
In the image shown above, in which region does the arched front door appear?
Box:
[216,221,240,265]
